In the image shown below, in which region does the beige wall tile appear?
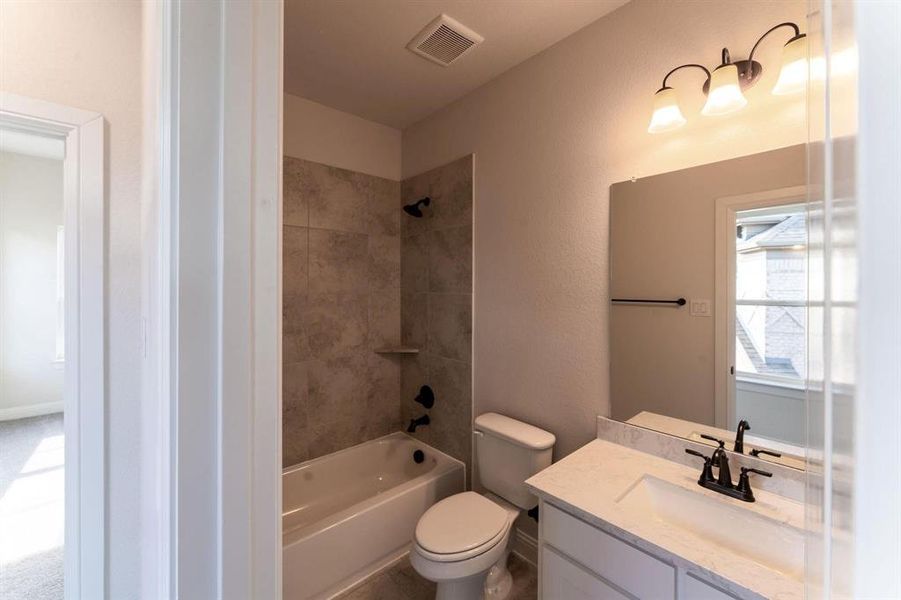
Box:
[283,361,309,466]
[369,290,401,349]
[309,228,369,293]
[426,155,473,232]
[307,291,368,360]
[368,234,401,291]
[367,176,401,236]
[308,163,369,233]
[283,156,312,227]
[427,354,473,482]
[401,291,428,349]
[428,226,472,294]
[283,225,308,298]
[427,293,472,363]
[398,156,473,476]
[401,233,429,292]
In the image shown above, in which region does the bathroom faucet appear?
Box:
[702,434,733,488]
[734,419,750,453]
[685,439,773,502]
[407,414,430,432]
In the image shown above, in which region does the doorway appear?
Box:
[0,93,106,600]
[0,130,66,598]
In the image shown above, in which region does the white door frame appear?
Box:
[713,185,808,429]
[0,92,106,599]
[144,1,283,597]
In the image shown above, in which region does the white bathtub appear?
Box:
[283,432,465,599]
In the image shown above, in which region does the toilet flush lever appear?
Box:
[472,430,484,438]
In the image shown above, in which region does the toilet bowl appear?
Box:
[410,413,555,600]
[410,492,520,600]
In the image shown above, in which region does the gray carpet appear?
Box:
[0,413,64,600]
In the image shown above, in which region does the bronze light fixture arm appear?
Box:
[747,22,806,67]
[658,63,712,93]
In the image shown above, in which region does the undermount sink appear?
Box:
[616,475,805,581]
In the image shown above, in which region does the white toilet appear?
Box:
[410,412,555,600]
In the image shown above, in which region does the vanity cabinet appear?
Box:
[538,501,742,600]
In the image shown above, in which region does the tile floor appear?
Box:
[336,552,537,600]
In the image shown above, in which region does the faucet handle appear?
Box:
[700,433,726,448]
[741,467,773,478]
[749,448,782,459]
[700,435,728,468]
[736,466,773,501]
[685,449,715,484]
[685,448,709,461]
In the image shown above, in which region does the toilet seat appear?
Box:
[414,492,511,562]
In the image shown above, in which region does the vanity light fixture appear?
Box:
[701,51,748,116]
[647,22,808,133]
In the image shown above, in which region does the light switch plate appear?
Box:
[690,299,712,317]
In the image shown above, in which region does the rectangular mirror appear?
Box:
[609,144,807,469]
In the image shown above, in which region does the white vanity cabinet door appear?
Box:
[541,545,631,600]
[541,503,676,599]
[683,574,741,600]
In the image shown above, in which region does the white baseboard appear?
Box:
[0,401,63,421]
[511,527,538,567]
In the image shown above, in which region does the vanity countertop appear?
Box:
[525,439,805,600]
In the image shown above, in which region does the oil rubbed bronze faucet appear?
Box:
[685,436,773,502]
[407,414,430,433]
[734,419,751,453]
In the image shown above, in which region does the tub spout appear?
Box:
[407,414,430,432]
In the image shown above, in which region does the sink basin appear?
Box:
[617,475,805,581]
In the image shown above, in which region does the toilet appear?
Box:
[410,412,555,600]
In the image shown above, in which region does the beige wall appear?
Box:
[401,0,809,458]
[285,94,402,180]
[609,144,806,425]
[0,1,143,594]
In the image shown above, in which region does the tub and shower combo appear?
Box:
[283,432,464,599]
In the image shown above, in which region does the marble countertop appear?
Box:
[525,439,805,600]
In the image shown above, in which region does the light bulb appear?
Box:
[772,34,808,95]
[647,87,687,133]
[701,64,748,116]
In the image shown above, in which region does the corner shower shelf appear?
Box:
[374,347,420,355]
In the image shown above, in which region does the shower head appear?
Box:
[403,197,431,218]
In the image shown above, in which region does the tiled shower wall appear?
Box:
[282,157,402,466]
[400,155,474,484]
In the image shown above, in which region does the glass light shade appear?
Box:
[647,87,686,133]
[701,64,748,116]
[772,35,808,95]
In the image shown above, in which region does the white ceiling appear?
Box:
[284,0,629,129]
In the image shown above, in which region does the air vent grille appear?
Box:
[407,14,484,67]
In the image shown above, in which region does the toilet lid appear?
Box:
[415,492,508,555]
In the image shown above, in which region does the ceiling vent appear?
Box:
[407,14,484,67]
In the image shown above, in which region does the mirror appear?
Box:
[609,144,807,469]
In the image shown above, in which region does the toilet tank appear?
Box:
[474,413,555,509]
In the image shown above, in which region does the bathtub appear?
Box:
[283,432,465,599]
